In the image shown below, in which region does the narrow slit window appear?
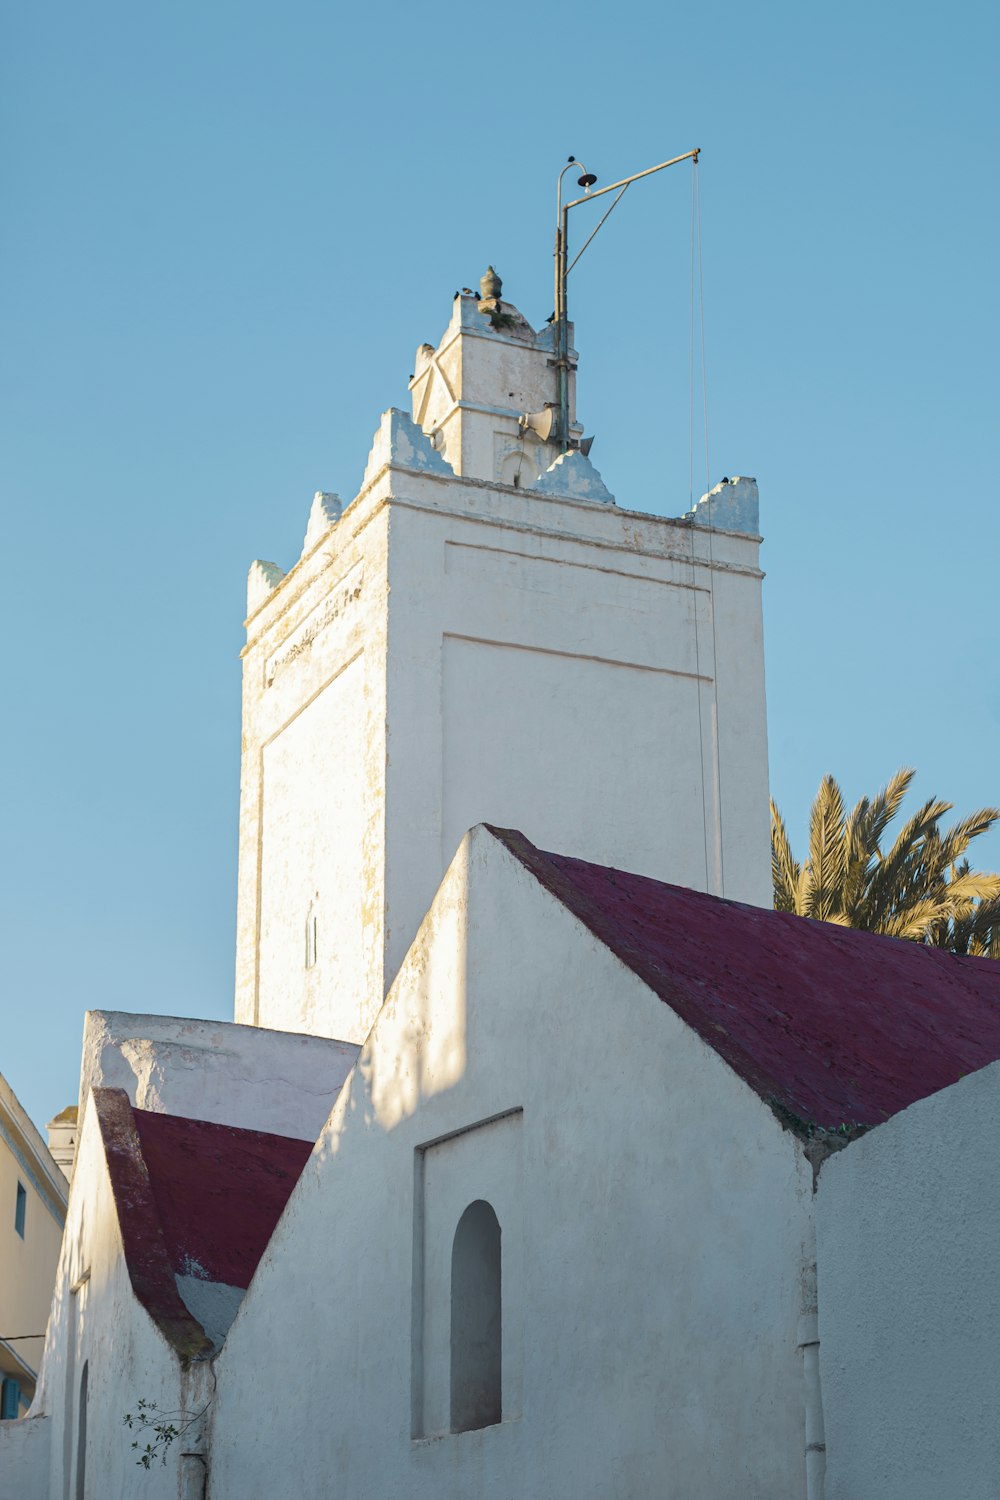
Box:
[450,1199,502,1433]
[14,1182,26,1238]
[305,904,318,969]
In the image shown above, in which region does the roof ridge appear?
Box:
[130,1101,313,1149]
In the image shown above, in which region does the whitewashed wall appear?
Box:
[818,1059,1000,1500]
[383,481,769,1011]
[80,1010,358,1140]
[407,293,578,484]
[30,1098,212,1500]
[234,497,389,1041]
[0,1413,50,1494]
[211,826,811,1500]
[237,448,769,1047]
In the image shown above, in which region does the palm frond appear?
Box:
[880,897,948,943]
[861,798,951,932]
[937,808,1000,870]
[772,767,1000,958]
[770,799,801,914]
[864,767,916,852]
[804,775,847,922]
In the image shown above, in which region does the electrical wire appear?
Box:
[693,157,726,894]
[695,159,711,493]
[689,165,696,508]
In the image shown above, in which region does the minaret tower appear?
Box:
[234,270,769,1043]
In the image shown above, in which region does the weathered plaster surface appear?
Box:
[234,478,390,1042]
[81,1010,358,1140]
[174,1276,243,1349]
[407,291,577,486]
[237,450,769,1045]
[532,447,615,504]
[301,490,343,555]
[363,408,453,486]
[13,1086,315,1499]
[0,1414,50,1492]
[818,1059,1000,1499]
[684,475,759,534]
[247,558,286,615]
[235,283,770,1045]
[213,826,814,1500]
[31,1095,214,1500]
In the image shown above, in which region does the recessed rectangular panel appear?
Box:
[413,1110,523,1439]
[442,637,711,887]
[443,541,704,676]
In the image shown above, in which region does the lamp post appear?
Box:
[552,148,700,450]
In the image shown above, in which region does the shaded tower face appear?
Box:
[234,275,769,1045]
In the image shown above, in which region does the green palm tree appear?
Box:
[770,768,1000,955]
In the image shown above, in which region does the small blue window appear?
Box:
[14,1182,26,1238]
[1,1378,21,1420]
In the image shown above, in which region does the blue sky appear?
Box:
[3,0,998,1131]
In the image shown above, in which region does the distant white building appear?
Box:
[3,271,999,1500]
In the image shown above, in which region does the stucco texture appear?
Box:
[210,827,813,1500]
[818,1059,1000,1499]
[32,1096,214,1500]
[235,287,770,1048]
[80,1010,359,1142]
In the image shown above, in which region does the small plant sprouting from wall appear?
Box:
[123,1397,210,1469]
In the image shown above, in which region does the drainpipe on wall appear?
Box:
[798,1236,826,1500]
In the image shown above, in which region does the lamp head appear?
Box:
[577,172,598,189]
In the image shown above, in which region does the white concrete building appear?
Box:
[9,828,1000,1498]
[4,268,1000,1500]
[817,1058,1000,1499]
[234,271,770,1044]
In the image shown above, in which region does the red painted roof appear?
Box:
[94,1089,313,1357]
[491,829,1000,1133]
[132,1107,312,1289]
[95,1089,213,1361]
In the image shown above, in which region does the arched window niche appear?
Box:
[450,1199,502,1433]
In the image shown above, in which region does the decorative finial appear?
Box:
[479,265,502,303]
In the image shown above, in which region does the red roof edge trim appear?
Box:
[484,827,823,1139]
[92,1089,214,1364]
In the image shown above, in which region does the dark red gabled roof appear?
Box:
[490,828,1000,1133]
[94,1089,312,1360]
[131,1107,313,1289]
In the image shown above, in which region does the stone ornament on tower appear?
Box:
[477,266,512,329]
[478,265,502,305]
